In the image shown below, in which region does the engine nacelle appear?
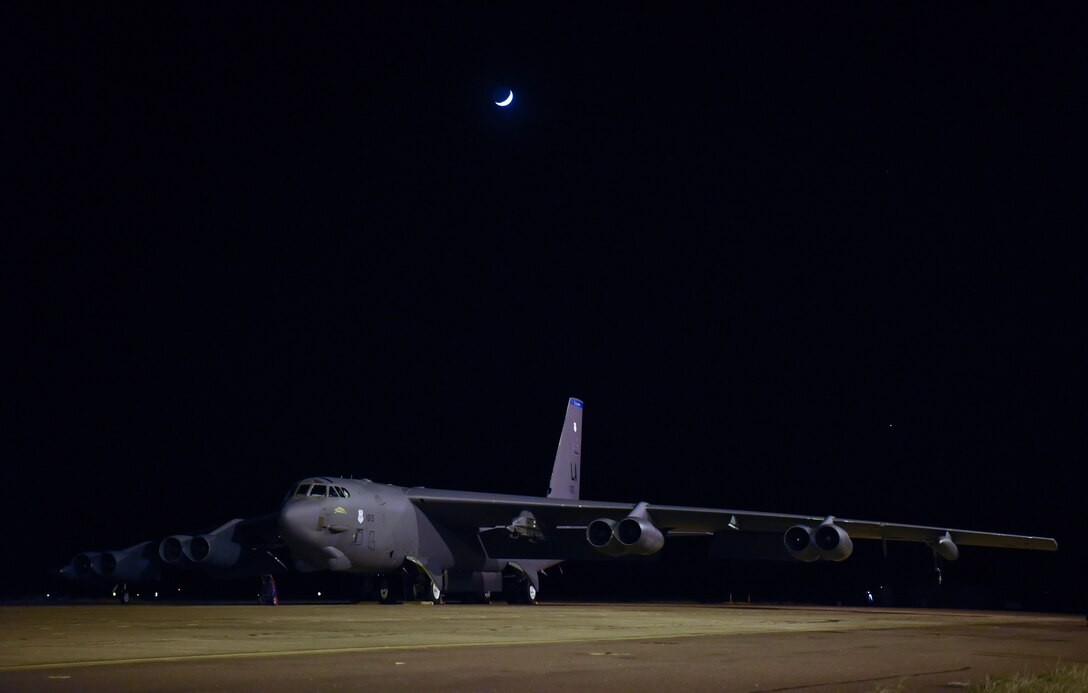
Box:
[96,553,117,575]
[160,520,282,578]
[62,543,160,583]
[784,518,853,562]
[587,502,667,557]
[784,525,820,562]
[615,516,665,556]
[184,520,245,569]
[97,542,161,582]
[813,521,853,561]
[586,518,627,556]
[62,552,101,580]
[159,535,193,565]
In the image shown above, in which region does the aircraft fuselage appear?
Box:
[278,477,512,588]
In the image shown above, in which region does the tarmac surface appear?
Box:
[1,602,1084,691]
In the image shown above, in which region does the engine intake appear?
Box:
[64,552,100,580]
[587,502,666,557]
[97,553,118,575]
[784,518,853,562]
[159,535,192,565]
[62,543,160,583]
[586,518,626,556]
[784,525,820,562]
[184,522,244,568]
[813,521,853,561]
[616,516,665,556]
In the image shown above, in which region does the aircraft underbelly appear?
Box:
[413,506,495,573]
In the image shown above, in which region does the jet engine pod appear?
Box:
[94,542,161,582]
[813,521,853,561]
[179,519,261,573]
[185,532,243,569]
[159,535,193,565]
[586,518,627,556]
[784,525,820,562]
[615,516,665,556]
[96,552,118,576]
[64,552,101,580]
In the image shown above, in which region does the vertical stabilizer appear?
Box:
[547,397,583,499]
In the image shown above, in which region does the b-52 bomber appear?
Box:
[63,398,1057,604]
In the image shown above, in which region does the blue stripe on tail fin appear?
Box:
[547,397,583,499]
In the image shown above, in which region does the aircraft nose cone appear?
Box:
[279,500,321,544]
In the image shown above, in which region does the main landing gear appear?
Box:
[371,564,528,605]
[428,580,443,605]
[376,575,397,604]
[505,577,538,605]
[377,567,445,604]
[406,573,443,604]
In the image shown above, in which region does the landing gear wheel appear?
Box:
[116,584,131,605]
[377,575,398,604]
[506,579,538,604]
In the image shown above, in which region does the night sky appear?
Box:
[4,3,1084,608]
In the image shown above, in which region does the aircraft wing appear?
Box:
[644,506,1056,551]
[62,512,286,586]
[407,488,1057,556]
[409,488,636,526]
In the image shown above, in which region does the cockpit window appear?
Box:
[288,482,350,499]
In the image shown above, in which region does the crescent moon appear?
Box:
[495,90,514,107]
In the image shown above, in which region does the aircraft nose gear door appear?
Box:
[403,557,445,604]
[408,573,443,604]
